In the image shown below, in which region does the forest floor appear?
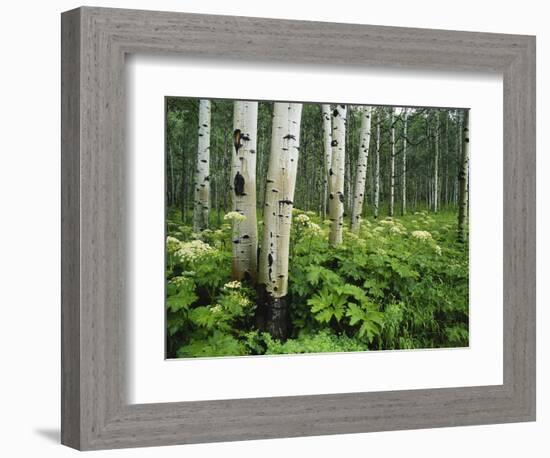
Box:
[165,209,469,358]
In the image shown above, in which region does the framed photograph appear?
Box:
[61,6,536,450]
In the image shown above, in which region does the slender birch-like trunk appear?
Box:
[458,110,470,242]
[433,114,440,213]
[258,102,303,340]
[389,108,395,217]
[231,101,259,283]
[401,109,408,215]
[321,104,332,220]
[374,110,381,219]
[328,105,347,245]
[350,106,372,232]
[193,99,211,232]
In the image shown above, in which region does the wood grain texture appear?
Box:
[61,6,536,450]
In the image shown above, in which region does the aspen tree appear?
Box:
[350,106,372,232]
[192,99,211,231]
[328,104,347,245]
[258,102,303,340]
[374,109,381,219]
[434,113,440,213]
[321,104,332,220]
[389,108,395,217]
[231,101,259,282]
[458,109,470,242]
[401,108,409,215]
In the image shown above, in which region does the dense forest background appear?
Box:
[165,98,470,358]
[166,100,466,222]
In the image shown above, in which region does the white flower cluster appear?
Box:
[224,280,242,290]
[434,245,442,256]
[176,239,213,261]
[389,225,406,235]
[295,213,311,225]
[166,236,181,253]
[411,230,432,241]
[210,304,223,314]
[224,211,247,223]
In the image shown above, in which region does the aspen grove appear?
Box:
[166,98,470,358]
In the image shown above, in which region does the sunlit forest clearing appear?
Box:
[165,98,470,358]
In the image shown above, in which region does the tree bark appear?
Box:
[321,104,332,220]
[350,106,372,232]
[328,104,347,245]
[374,110,381,219]
[389,108,395,217]
[458,110,470,242]
[193,99,211,231]
[231,101,259,283]
[258,102,303,340]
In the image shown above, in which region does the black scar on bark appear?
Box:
[204,176,210,181]
[234,171,245,196]
[200,159,207,163]
[258,288,289,341]
[242,234,250,239]
[198,134,203,137]
[233,129,242,153]
[202,123,208,128]
[465,138,470,143]
[241,133,250,142]
[338,193,345,203]
[332,109,339,117]
[250,149,256,154]
[329,168,334,176]
[283,134,296,141]
[279,199,293,205]
[232,239,240,244]
[331,139,338,147]
[329,193,334,200]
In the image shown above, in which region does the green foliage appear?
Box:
[166,208,469,358]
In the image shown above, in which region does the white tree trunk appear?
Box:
[350,106,372,232]
[258,102,303,340]
[458,109,470,242]
[389,108,395,217]
[434,114,440,213]
[193,99,211,232]
[321,104,332,220]
[328,105,347,245]
[401,109,408,215]
[374,110,381,219]
[231,101,259,283]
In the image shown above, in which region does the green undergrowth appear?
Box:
[165,208,469,358]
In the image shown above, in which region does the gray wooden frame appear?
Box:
[61,6,536,451]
